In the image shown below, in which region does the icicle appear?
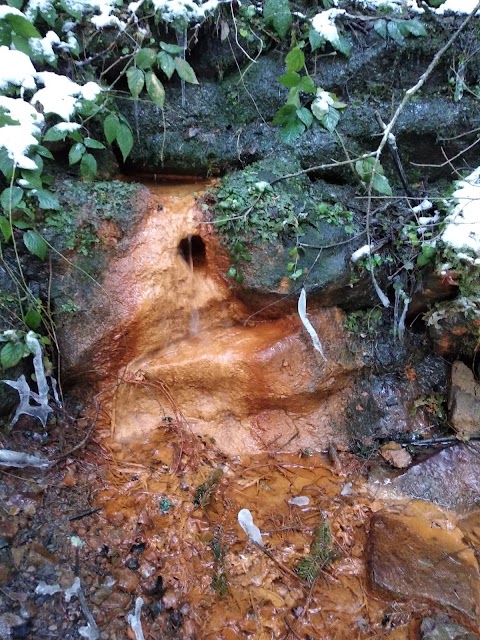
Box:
[128,598,146,640]
[298,288,326,361]
[0,450,49,468]
[2,332,54,429]
[238,509,263,546]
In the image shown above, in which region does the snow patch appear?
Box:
[0,47,37,92]
[311,8,346,46]
[441,166,480,262]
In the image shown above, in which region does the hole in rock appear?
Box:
[178,235,206,269]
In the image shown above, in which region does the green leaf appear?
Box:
[35,189,61,210]
[127,67,144,99]
[43,126,69,142]
[285,46,304,73]
[226,266,236,278]
[374,19,387,39]
[0,149,14,179]
[23,230,47,260]
[264,0,292,39]
[146,71,165,108]
[135,47,157,70]
[103,113,120,145]
[0,216,11,242]
[279,119,305,144]
[157,51,175,79]
[11,34,34,57]
[286,85,300,107]
[296,107,313,128]
[160,41,184,54]
[13,219,32,229]
[371,173,393,196]
[40,3,58,27]
[36,145,54,160]
[333,35,351,57]
[272,103,297,126]
[1,341,25,369]
[80,152,97,180]
[417,244,436,266]
[68,142,85,166]
[116,124,133,162]
[278,71,301,88]
[309,28,325,52]
[25,307,42,330]
[319,107,340,132]
[404,18,427,37]
[1,186,23,211]
[6,0,24,8]
[387,21,405,44]
[298,76,315,94]
[6,13,41,39]
[84,137,105,149]
[174,58,199,84]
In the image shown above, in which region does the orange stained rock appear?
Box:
[99,181,361,454]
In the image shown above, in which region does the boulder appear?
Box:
[368,503,480,631]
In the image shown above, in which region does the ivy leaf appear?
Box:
[286,86,300,107]
[23,230,47,260]
[319,107,340,132]
[160,41,184,54]
[0,216,11,242]
[103,113,120,145]
[285,46,304,73]
[116,124,133,162]
[68,142,85,166]
[0,341,25,369]
[298,76,315,93]
[146,71,165,108]
[84,137,105,149]
[126,66,144,99]
[0,186,23,211]
[0,149,14,179]
[264,0,292,39]
[157,51,175,79]
[296,107,313,128]
[135,47,157,70]
[5,14,41,39]
[25,307,42,330]
[80,153,97,181]
[35,189,61,210]
[174,58,198,84]
[278,71,301,88]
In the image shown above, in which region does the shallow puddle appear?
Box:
[78,424,428,640]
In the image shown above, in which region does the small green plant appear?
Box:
[316,201,354,234]
[194,468,223,509]
[374,17,427,44]
[0,330,50,370]
[211,526,229,597]
[355,157,393,196]
[159,497,174,514]
[296,515,337,584]
[273,46,347,143]
[344,308,383,335]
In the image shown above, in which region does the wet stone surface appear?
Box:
[368,504,480,631]
[390,444,480,514]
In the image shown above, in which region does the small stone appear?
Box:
[0,519,19,542]
[380,442,412,469]
[113,567,139,594]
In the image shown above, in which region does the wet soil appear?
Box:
[0,413,436,640]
